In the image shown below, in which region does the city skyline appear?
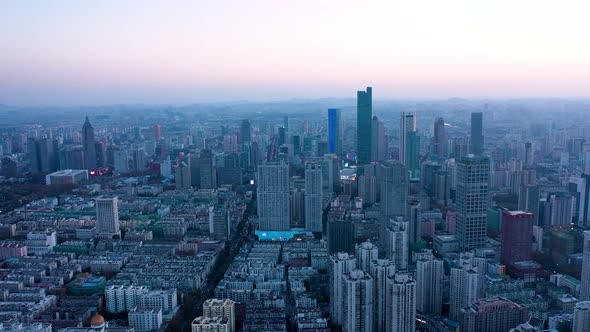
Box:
[2,0,590,105]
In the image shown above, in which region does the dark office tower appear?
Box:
[33,138,57,174]
[240,119,251,143]
[379,161,408,218]
[371,116,386,162]
[283,116,289,132]
[501,211,534,265]
[456,155,489,250]
[328,221,354,254]
[524,142,533,166]
[189,153,200,187]
[95,142,106,168]
[132,147,145,172]
[1,157,17,177]
[399,112,417,165]
[433,117,447,157]
[471,112,484,155]
[278,126,286,146]
[357,87,373,165]
[292,135,302,155]
[328,108,343,155]
[153,125,161,140]
[406,131,420,179]
[250,142,260,170]
[28,137,41,173]
[408,200,421,246]
[82,116,97,170]
[317,141,328,157]
[199,149,216,189]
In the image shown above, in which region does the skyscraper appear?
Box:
[573,301,590,332]
[358,175,377,205]
[342,270,374,332]
[199,149,217,189]
[384,218,409,270]
[357,87,372,165]
[304,163,323,233]
[406,131,420,179]
[501,211,534,265]
[240,119,252,143]
[330,252,357,326]
[82,116,97,170]
[416,257,443,315]
[96,197,120,236]
[433,117,447,157]
[579,231,590,300]
[471,112,484,155]
[371,115,386,162]
[407,200,421,247]
[113,149,129,173]
[399,112,417,165]
[355,241,379,273]
[210,204,229,241]
[257,162,290,230]
[379,162,408,218]
[456,155,489,250]
[370,259,396,332]
[132,147,145,172]
[518,184,540,225]
[328,108,342,155]
[449,259,485,319]
[386,273,416,332]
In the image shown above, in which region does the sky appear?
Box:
[1,0,590,105]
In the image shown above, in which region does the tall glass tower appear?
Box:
[357,87,372,165]
[456,155,489,250]
[82,116,97,170]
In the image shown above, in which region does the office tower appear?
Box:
[305,163,323,233]
[175,161,191,189]
[278,126,286,146]
[223,134,238,152]
[96,197,120,235]
[330,252,357,326]
[283,115,289,132]
[459,298,528,332]
[370,260,396,332]
[160,157,172,178]
[580,231,590,300]
[290,185,305,228]
[357,87,372,165]
[544,192,575,226]
[37,138,58,173]
[328,221,354,254]
[416,258,444,315]
[210,204,229,241]
[132,147,145,172]
[433,117,447,157]
[449,264,483,319]
[406,131,420,179]
[328,108,343,155]
[379,162,408,218]
[153,124,161,140]
[399,112,417,165]
[113,149,129,173]
[371,116,386,162]
[199,149,217,189]
[518,184,540,225]
[568,174,590,226]
[342,270,374,332]
[0,156,17,177]
[95,141,106,167]
[524,142,533,166]
[385,273,416,332]
[240,119,251,143]
[82,116,97,170]
[501,211,534,265]
[456,155,489,250]
[322,154,339,194]
[384,218,409,270]
[573,301,590,332]
[407,200,421,247]
[355,241,379,273]
[203,299,235,332]
[317,141,328,157]
[257,162,290,230]
[471,112,484,155]
[358,175,377,205]
[435,170,451,206]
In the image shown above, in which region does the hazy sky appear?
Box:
[1,0,590,105]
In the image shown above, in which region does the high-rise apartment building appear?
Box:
[416,257,443,315]
[305,163,323,233]
[384,218,409,270]
[370,259,396,332]
[357,87,372,165]
[470,112,484,155]
[257,162,290,230]
[342,270,374,332]
[330,252,357,326]
[580,231,590,300]
[355,241,379,273]
[459,297,528,332]
[82,116,97,170]
[202,298,235,332]
[96,197,120,236]
[210,204,229,241]
[328,108,342,155]
[573,301,590,332]
[199,149,216,189]
[456,155,489,250]
[385,273,416,332]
